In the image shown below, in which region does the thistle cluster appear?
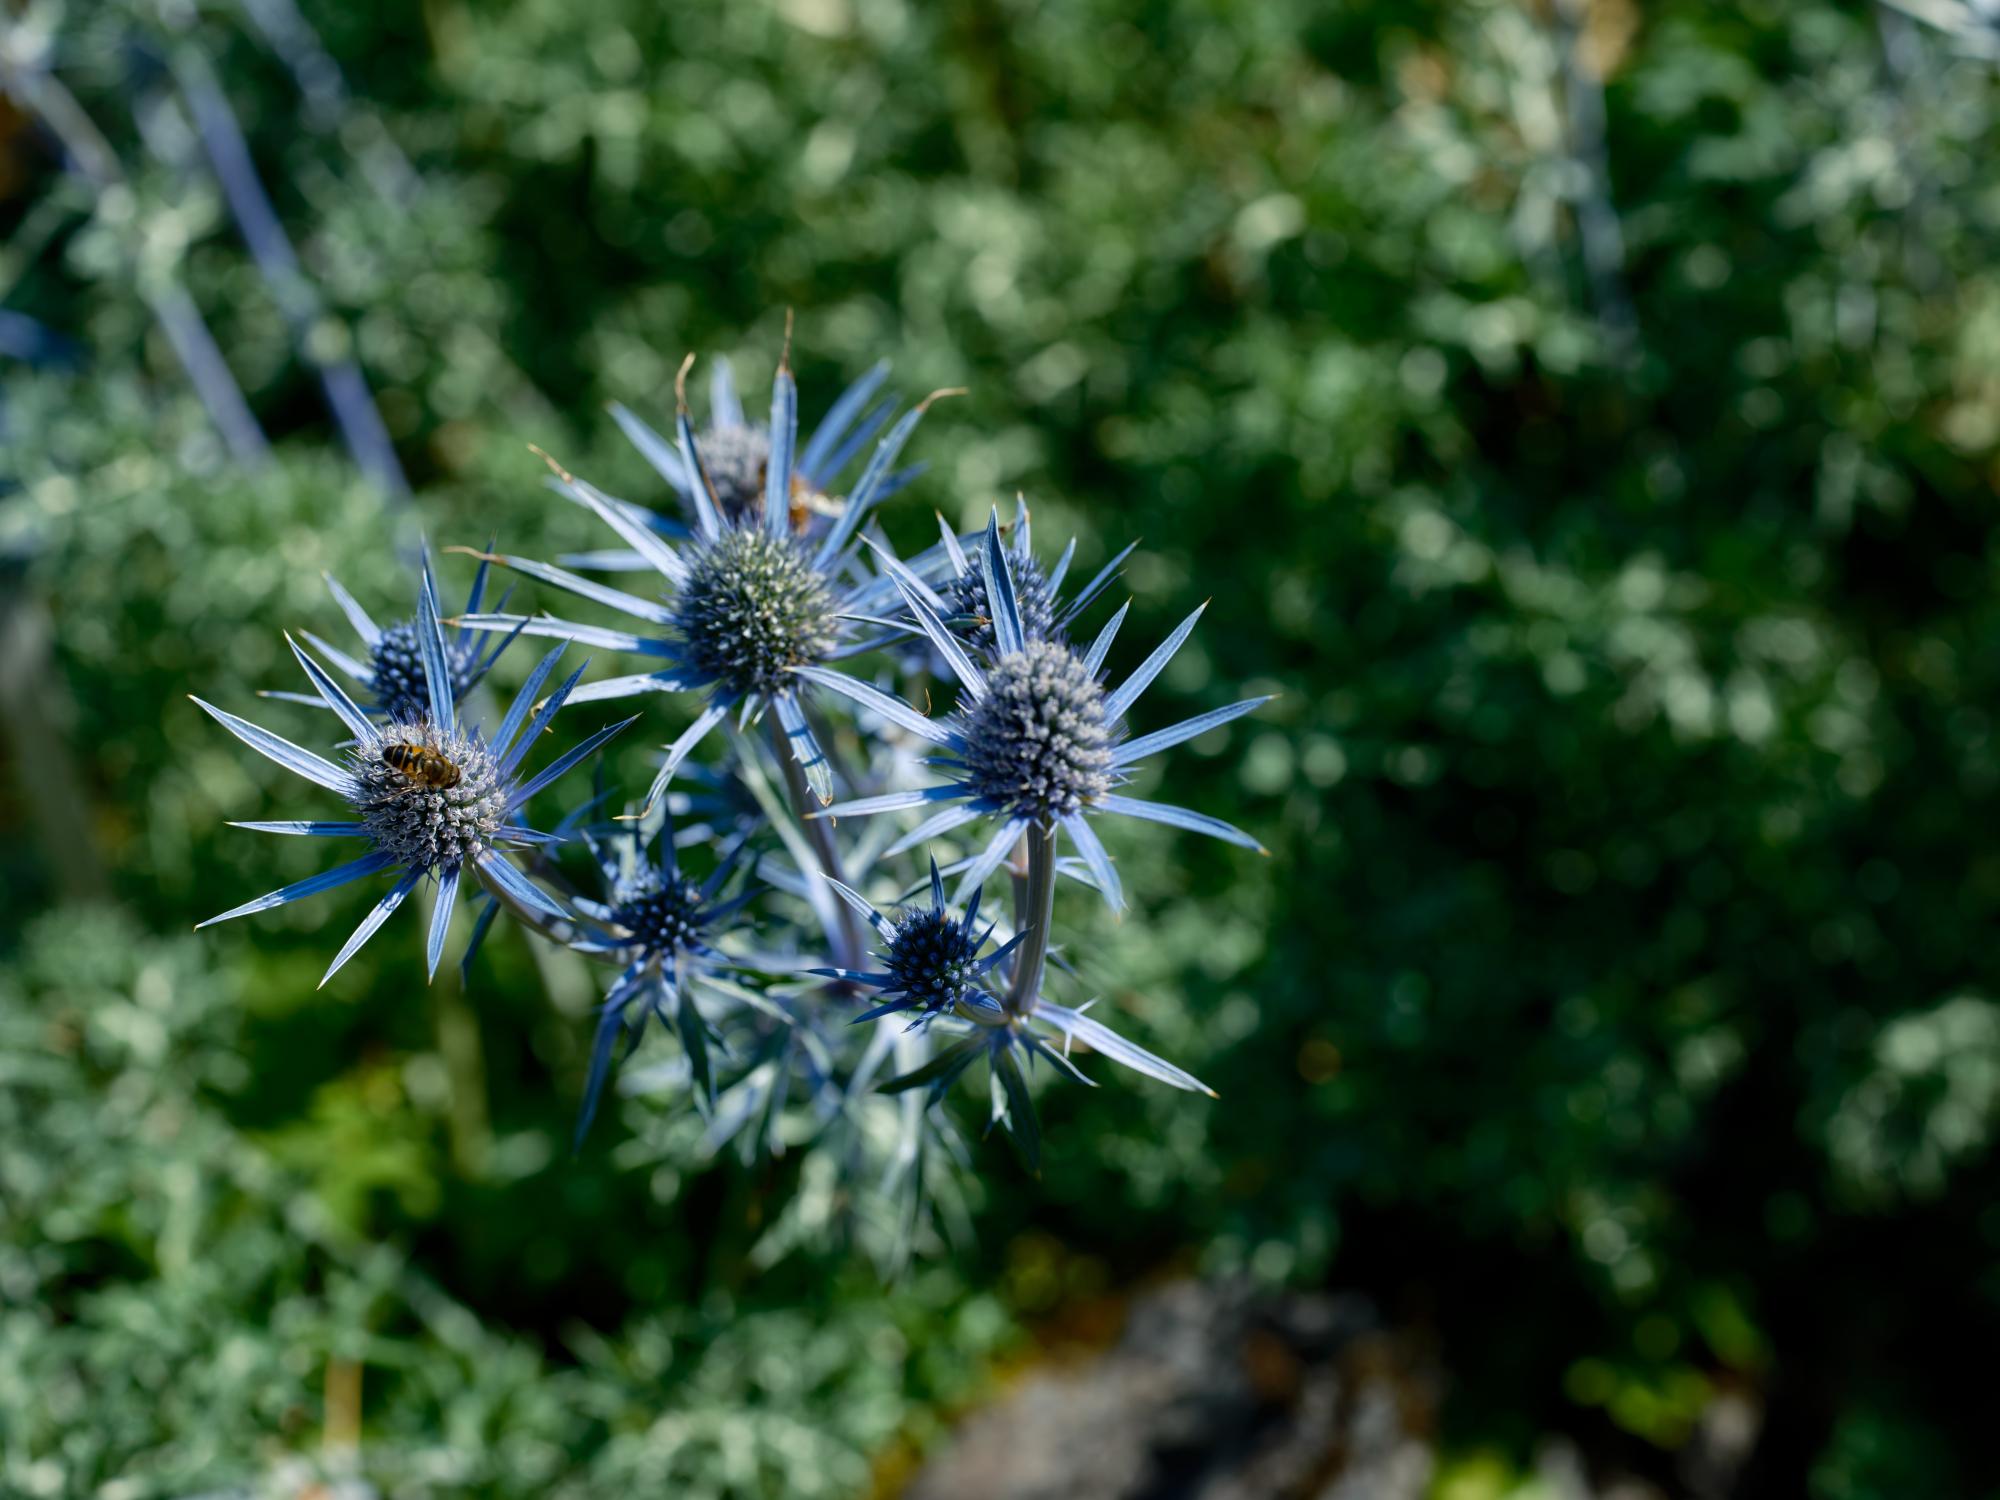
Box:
[196,329,1269,1250]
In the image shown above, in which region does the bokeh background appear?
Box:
[7,0,2000,1495]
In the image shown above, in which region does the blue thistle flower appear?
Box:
[810,858,1024,1028]
[271,547,521,723]
[193,558,635,986]
[804,512,1273,909]
[688,410,772,523]
[556,350,926,572]
[921,500,1135,654]
[563,800,758,1145]
[454,336,961,812]
[803,856,1215,1172]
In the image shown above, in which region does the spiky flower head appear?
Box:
[884,905,983,1018]
[690,419,842,534]
[568,802,758,1144]
[693,422,772,522]
[196,566,633,986]
[945,552,1056,653]
[367,621,482,722]
[612,868,711,956]
[808,512,1271,913]
[813,860,1019,1028]
[453,339,960,812]
[961,637,1115,823]
[849,857,1217,1174]
[673,528,837,699]
[305,552,517,724]
[903,501,1132,681]
[582,349,927,549]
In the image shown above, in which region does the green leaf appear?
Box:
[993,1048,1040,1175]
[879,1036,983,1096]
[674,978,714,1112]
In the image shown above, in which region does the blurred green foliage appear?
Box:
[7,0,2000,1494]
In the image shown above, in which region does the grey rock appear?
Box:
[904,1280,1438,1500]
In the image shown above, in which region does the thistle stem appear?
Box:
[1006,830,1030,931]
[769,720,864,970]
[1005,824,1058,1016]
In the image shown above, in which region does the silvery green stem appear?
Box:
[1006,830,1030,932]
[769,719,864,970]
[1005,824,1058,1016]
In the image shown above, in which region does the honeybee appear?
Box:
[381,742,462,789]
[789,474,848,534]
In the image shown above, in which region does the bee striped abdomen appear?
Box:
[381,742,463,789]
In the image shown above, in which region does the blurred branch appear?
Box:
[0,42,273,466]
[1878,0,2000,58]
[0,573,110,906]
[159,39,411,496]
[1875,4,1951,294]
[235,0,422,205]
[1551,0,1637,355]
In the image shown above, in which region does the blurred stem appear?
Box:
[0,577,109,905]
[0,52,272,465]
[1005,825,1057,1017]
[163,40,410,496]
[769,720,863,970]
[423,883,490,1177]
[1550,0,1635,351]
[322,1356,362,1453]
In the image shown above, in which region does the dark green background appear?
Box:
[5,0,2000,1494]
